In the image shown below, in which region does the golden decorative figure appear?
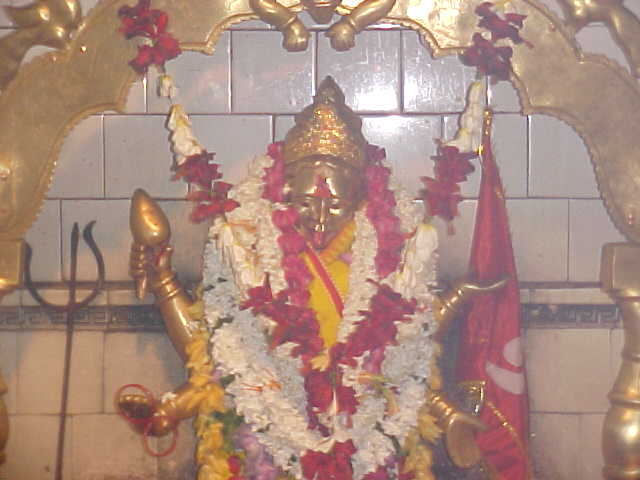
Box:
[557,0,640,77]
[0,0,82,90]
[249,0,397,51]
[601,243,640,479]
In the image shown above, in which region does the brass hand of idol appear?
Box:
[118,381,210,436]
[118,392,177,437]
[129,188,172,299]
[432,277,507,340]
[129,188,194,361]
[427,390,487,469]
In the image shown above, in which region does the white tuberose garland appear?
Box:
[202,154,439,479]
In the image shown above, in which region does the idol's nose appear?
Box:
[311,199,330,232]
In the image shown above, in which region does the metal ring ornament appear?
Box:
[115,383,179,457]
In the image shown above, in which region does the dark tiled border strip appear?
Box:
[0,304,623,330]
[0,306,164,330]
[524,304,620,327]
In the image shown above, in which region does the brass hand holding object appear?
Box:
[426,390,487,469]
[118,382,206,437]
[432,277,507,340]
[129,189,194,361]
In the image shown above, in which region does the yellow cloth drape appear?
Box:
[301,220,355,348]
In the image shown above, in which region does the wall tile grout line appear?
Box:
[398,30,405,113]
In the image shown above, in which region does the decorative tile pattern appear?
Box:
[523,304,619,327]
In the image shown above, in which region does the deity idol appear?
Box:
[120,77,500,480]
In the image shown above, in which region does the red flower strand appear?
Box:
[421,145,477,223]
[460,2,529,82]
[118,0,182,74]
[365,145,406,279]
[173,151,239,223]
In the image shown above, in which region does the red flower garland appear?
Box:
[460,2,529,82]
[173,151,239,223]
[365,145,406,279]
[420,145,477,223]
[118,0,182,74]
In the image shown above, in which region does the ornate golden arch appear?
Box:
[2,0,640,270]
[2,0,640,476]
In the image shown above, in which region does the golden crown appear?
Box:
[283,77,368,169]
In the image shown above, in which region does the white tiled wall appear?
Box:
[2,2,640,479]
[4,21,625,286]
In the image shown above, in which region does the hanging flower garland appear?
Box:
[422,3,530,228]
[460,2,531,82]
[119,0,239,224]
[118,0,181,74]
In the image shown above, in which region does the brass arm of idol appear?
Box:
[426,390,456,422]
[129,189,194,362]
[425,388,487,469]
[432,277,507,340]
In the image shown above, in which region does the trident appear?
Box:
[24,221,105,480]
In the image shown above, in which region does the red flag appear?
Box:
[456,109,530,478]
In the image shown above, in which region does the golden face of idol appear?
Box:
[285,155,365,250]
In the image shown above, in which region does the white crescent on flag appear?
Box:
[485,337,525,395]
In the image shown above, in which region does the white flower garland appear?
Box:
[202,153,439,479]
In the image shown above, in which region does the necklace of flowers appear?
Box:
[206,143,439,480]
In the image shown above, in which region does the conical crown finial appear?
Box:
[283,76,368,169]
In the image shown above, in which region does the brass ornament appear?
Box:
[0,0,82,90]
[250,0,398,51]
[129,189,194,361]
[600,243,640,479]
[557,0,640,77]
[283,76,368,170]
